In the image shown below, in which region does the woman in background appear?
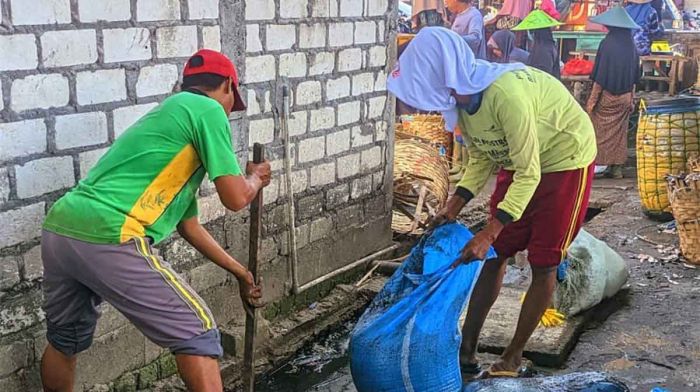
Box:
[445,0,487,59]
[586,6,640,179]
[488,30,530,64]
[512,9,563,79]
[412,0,447,31]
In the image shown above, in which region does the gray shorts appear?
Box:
[41,230,222,358]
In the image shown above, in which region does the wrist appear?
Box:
[484,220,504,241]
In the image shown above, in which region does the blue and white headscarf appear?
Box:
[388,27,524,131]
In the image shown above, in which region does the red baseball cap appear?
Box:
[183,49,246,112]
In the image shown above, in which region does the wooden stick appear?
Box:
[242,143,265,392]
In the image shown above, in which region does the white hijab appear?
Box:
[388,27,525,131]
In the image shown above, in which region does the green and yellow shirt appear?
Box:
[456,67,597,221]
[44,91,242,245]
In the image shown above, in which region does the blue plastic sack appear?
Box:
[349,223,496,392]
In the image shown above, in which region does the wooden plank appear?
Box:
[242,143,265,392]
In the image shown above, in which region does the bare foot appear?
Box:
[489,357,522,374]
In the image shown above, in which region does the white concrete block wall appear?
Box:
[0,0,225,252]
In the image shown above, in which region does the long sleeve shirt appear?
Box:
[456,67,597,222]
[451,7,487,60]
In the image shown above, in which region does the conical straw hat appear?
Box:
[512,10,563,31]
[589,6,640,30]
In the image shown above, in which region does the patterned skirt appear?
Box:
[590,90,634,165]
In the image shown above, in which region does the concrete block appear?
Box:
[93,303,129,338]
[351,125,373,147]
[338,48,362,72]
[74,324,146,387]
[309,217,334,242]
[0,203,45,248]
[279,53,307,78]
[188,262,228,291]
[0,119,46,163]
[244,55,276,83]
[249,118,275,145]
[366,0,387,16]
[78,148,109,179]
[354,21,376,44]
[369,45,387,67]
[288,111,308,137]
[10,0,70,25]
[336,203,364,228]
[41,30,98,67]
[78,0,131,22]
[295,81,321,105]
[266,25,296,51]
[0,287,44,337]
[0,34,38,71]
[0,341,31,378]
[77,69,127,105]
[279,223,311,255]
[245,89,262,116]
[309,52,334,76]
[188,0,219,19]
[280,169,308,194]
[367,96,387,119]
[329,22,353,47]
[299,23,325,48]
[16,156,75,198]
[198,193,226,224]
[22,245,43,281]
[352,72,375,96]
[311,0,338,17]
[351,175,373,199]
[11,74,69,112]
[202,26,222,51]
[137,0,180,21]
[113,103,158,138]
[245,0,275,20]
[372,170,385,191]
[298,135,325,163]
[0,80,3,111]
[0,256,20,291]
[378,20,385,41]
[280,0,307,18]
[326,129,350,156]
[375,72,387,91]
[296,193,324,221]
[340,0,362,16]
[0,168,9,205]
[263,178,279,205]
[309,107,335,132]
[103,28,152,63]
[136,64,179,97]
[337,101,361,126]
[326,184,349,209]
[326,76,350,101]
[361,145,382,171]
[246,24,262,53]
[157,26,199,58]
[310,162,336,187]
[337,152,360,179]
[55,111,109,150]
[376,120,388,141]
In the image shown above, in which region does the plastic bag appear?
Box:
[462,371,629,392]
[553,229,629,316]
[562,59,595,76]
[349,223,497,392]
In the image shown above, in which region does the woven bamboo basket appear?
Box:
[667,156,700,265]
[398,114,451,149]
[636,98,700,219]
[392,139,450,234]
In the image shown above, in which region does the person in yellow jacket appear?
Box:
[388,27,596,378]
